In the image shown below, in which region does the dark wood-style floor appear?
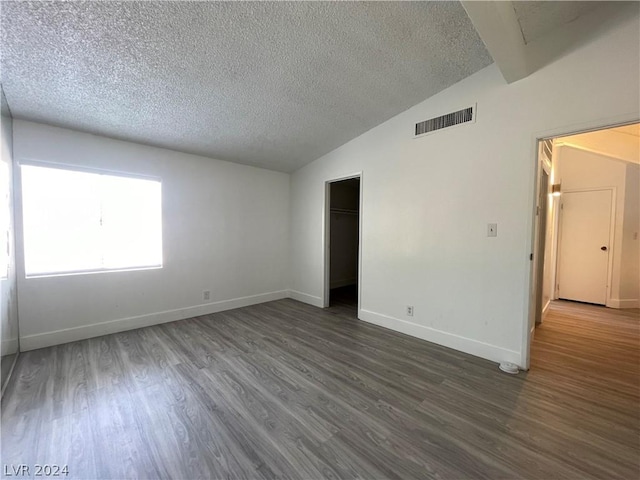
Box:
[1,294,638,479]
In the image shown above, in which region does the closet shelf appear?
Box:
[330,208,359,215]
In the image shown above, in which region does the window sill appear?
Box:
[25,265,163,279]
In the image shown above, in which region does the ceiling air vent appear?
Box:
[414,105,475,137]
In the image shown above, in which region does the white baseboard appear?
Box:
[287,290,324,308]
[20,290,289,351]
[1,338,19,356]
[359,309,521,367]
[608,298,640,309]
[330,278,357,289]
[1,349,19,398]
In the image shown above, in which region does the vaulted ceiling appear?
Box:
[0,1,633,172]
[512,1,604,44]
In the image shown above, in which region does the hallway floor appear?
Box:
[526,300,639,476]
[531,300,639,399]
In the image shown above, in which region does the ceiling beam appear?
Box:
[462,1,636,85]
[524,2,637,76]
[461,1,530,84]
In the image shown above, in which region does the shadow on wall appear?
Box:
[1,84,19,394]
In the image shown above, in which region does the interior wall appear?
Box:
[329,179,360,289]
[621,163,640,304]
[538,141,555,320]
[541,184,558,317]
[1,86,19,389]
[289,10,640,367]
[557,128,639,165]
[543,144,560,320]
[13,120,290,350]
[555,144,637,307]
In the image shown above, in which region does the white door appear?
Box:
[557,190,612,305]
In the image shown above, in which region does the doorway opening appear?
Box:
[527,122,640,369]
[324,175,361,316]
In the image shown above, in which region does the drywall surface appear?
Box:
[329,179,359,289]
[1,95,19,374]
[558,127,640,165]
[621,163,639,304]
[289,11,640,367]
[542,197,559,313]
[13,121,290,349]
[542,144,560,320]
[541,166,557,317]
[555,146,629,306]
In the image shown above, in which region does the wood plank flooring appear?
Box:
[1,296,638,479]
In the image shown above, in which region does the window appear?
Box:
[21,164,162,277]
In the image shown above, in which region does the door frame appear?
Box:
[555,187,617,307]
[522,116,638,371]
[526,140,551,358]
[323,172,363,312]
[533,167,550,326]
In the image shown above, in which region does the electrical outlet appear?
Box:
[406,305,414,316]
[203,290,211,301]
[487,223,498,237]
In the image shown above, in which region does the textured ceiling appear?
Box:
[1,1,492,172]
[512,1,609,44]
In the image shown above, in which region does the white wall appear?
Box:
[14,121,290,350]
[546,174,562,317]
[289,11,640,367]
[541,177,557,317]
[1,98,19,369]
[558,128,640,165]
[555,144,638,308]
[537,141,555,320]
[621,163,639,304]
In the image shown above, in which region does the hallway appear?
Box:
[531,300,639,397]
[526,300,639,476]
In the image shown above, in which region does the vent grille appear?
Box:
[415,106,474,137]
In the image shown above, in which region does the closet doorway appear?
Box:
[324,175,361,315]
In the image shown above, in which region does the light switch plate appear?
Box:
[487,223,498,237]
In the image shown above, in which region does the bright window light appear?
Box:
[21,164,162,277]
